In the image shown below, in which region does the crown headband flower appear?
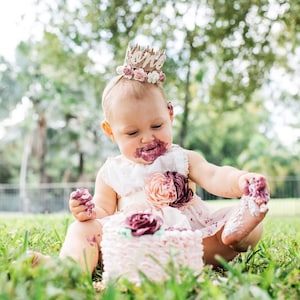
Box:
[116,44,166,84]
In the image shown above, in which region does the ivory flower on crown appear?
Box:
[147,71,160,84]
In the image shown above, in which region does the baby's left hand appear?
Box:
[239,173,270,203]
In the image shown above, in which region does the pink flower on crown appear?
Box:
[133,68,147,82]
[123,65,134,79]
[145,171,194,209]
[159,72,166,83]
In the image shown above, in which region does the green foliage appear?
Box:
[0,213,299,299]
[1,0,300,185]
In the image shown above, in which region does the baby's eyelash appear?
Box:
[151,124,162,129]
[127,131,138,136]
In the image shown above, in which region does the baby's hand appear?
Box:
[69,188,96,221]
[239,173,270,204]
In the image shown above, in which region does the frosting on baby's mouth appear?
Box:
[135,140,168,162]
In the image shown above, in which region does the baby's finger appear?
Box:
[76,210,95,222]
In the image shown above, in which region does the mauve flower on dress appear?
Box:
[125,213,163,237]
[145,171,193,209]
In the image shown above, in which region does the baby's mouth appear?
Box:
[135,140,168,162]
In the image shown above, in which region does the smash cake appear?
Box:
[100,211,204,285]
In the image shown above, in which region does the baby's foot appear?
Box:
[27,251,51,267]
[222,177,269,246]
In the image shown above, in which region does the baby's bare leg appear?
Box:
[203,223,263,267]
[221,202,266,246]
[59,219,102,273]
[203,231,238,266]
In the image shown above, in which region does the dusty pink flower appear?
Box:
[159,72,166,82]
[145,173,177,209]
[125,213,163,236]
[133,68,147,82]
[145,171,193,209]
[123,65,134,79]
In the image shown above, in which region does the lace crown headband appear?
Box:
[116,44,166,84]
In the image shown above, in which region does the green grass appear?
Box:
[0,201,299,299]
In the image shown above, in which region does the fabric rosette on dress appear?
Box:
[144,171,194,209]
[143,171,194,229]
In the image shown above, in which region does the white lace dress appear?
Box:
[99,144,236,238]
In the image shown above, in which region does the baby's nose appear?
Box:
[141,132,154,143]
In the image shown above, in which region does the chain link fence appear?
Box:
[0,177,299,213]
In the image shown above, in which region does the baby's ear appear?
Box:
[167,101,174,121]
[101,121,115,141]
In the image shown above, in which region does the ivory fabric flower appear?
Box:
[147,71,160,84]
[125,213,163,236]
[145,171,193,209]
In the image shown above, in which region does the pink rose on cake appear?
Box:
[125,213,163,237]
[145,171,194,209]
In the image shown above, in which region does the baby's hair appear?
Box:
[102,76,167,121]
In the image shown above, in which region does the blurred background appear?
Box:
[0,0,299,213]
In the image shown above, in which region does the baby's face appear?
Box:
[107,86,173,164]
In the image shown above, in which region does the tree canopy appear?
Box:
[0,0,299,196]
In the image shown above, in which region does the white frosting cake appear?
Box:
[101,212,203,285]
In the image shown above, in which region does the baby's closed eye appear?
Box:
[151,123,163,129]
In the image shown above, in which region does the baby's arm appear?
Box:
[186,150,268,198]
[69,170,117,222]
[92,170,118,219]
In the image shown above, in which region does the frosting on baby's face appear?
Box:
[105,83,173,165]
[134,139,168,163]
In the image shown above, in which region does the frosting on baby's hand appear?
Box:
[242,177,269,216]
[70,188,95,217]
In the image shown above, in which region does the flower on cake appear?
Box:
[145,171,194,209]
[124,213,163,237]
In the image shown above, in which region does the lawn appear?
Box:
[0,199,299,299]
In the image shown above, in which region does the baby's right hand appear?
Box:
[69,188,96,221]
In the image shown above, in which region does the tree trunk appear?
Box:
[37,113,48,212]
[179,62,191,147]
[19,134,32,213]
